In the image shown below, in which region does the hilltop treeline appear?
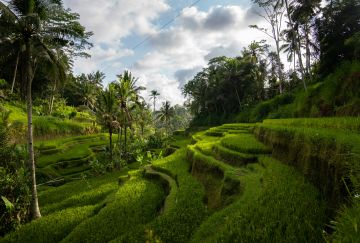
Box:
[183,0,360,125]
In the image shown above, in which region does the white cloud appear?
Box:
[63,0,170,43]
[64,1,270,105]
[131,4,268,105]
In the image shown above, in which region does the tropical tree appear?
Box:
[87,71,105,89]
[115,70,145,155]
[157,101,175,135]
[97,86,118,159]
[251,0,286,93]
[78,80,98,110]
[0,0,91,219]
[317,0,360,76]
[149,89,160,113]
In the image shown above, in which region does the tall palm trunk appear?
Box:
[109,128,113,160]
[272,22,284,94]
[153,98,156,113]
[11,51,20,94]
[296,30,307,90]
[304,24,312,82]
[124,125,127,156]
[49,81,56,114]
[284,0,307,91]
[25,39,41,219]
[119,126,123,149]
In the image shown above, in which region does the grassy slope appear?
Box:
[35,134,114,183]
[112,137,208,243]
[254,117,360,241]
[192,157,326,242]
[236,61,360,123]
[1,118,358,242]
[1,102,99,142]
[62,175,165,242]
[187,124,327,242]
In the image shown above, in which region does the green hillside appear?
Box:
[1,0,359,241]
[2,118,359,242]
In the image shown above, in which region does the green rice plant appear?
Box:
[212,144,257,166]
[2,103,27,122]
[204,131,224,137]
[37,144,95,168]
[0,205,99,243]
[332,199,360,242]
[35,133,107,149]
[54,164,92,176]
[220,123,254,129]
[254,123,360,210]
[61,177,165,242]
[41,182,118,215]
[142,148,207,243]
[113,138,207,243]
[191,157,326,243]
[33,116,87,138]
[36,134,110,168]
[262,117,360,132]
[38,170,127,208]
[187,145,242,208]
[221,134,271,154]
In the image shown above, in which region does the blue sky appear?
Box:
[63,0,267,105]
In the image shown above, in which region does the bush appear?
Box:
[147,134,164,149]
[247,93,295,122]
[0,118,30,236]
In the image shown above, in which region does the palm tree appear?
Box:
[79,81,98,110]
[157,101,175,135]
[115,71,145,155]
[97,87,118,160]
[87,71,105,88]
[149,90,160,113]
[0,0,91,219]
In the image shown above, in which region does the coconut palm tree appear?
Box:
[149,89,160,113]
[0,0,91,219]
[97,86,118,159]
[115,71,145,155]
[157,101,175,135]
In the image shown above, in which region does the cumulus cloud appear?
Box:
[63,0,170,76]
[64,1,269,105]
[63,0,170,43]
[130,4,268,104]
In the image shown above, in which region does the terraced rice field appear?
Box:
[35,134,111,184]
[2,117,359,242]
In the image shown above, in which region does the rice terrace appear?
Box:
[0,0,359,242]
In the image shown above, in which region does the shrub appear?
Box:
[0,119,30,236]
[147,134,164,149]
[247,93,295,122]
